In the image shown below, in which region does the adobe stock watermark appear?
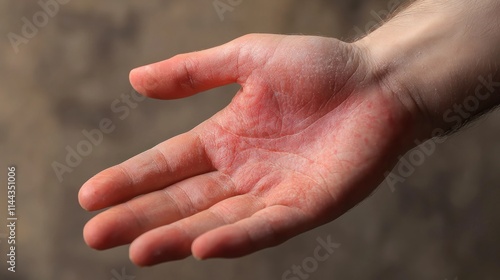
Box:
[52,89,146,182]
[385,74,500,192]
[6,166,17,273]
[352,0,404,39]
[111,267,135,280]
[7,0,72,54]
[282,235,340,280]
[213,0,244,21]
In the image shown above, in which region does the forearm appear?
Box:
[356,0,500,137]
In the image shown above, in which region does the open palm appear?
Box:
[79,34,416,266]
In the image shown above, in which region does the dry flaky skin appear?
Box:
[79,34,417,266]
[79,0,500,267]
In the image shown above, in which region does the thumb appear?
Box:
[129,40,242,100]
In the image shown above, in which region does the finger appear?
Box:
[129,195,265,266]
[78,132,212,211]
[129,41,241,100]
[82,171,236,250]
[191,205,309,259]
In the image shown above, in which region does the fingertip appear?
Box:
[78,181,95,211]
[192,229,247,260]
[129,237,179,267]
[129,66,150,97]
[78,187,87,210]
[84,211,134,251]
[83,219,107,250]
[79,178,106,211]
[129,238,153,267]
[191,238,209,260]
[128,67,139,86]
[192,254,204,261]
[129,228,192,266]
[191,231,227,260]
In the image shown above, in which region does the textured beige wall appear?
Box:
[1,1,499,279]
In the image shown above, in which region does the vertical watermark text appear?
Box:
[6,166,17,273]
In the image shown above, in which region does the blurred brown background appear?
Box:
[1,1,499,279]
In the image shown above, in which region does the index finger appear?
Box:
[78,131,213,211]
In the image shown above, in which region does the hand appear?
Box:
[79,34,417,266]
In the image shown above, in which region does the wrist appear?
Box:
[355,0,500,138]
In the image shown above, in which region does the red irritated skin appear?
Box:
[79,34,418,266]
[79,0,500,265]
